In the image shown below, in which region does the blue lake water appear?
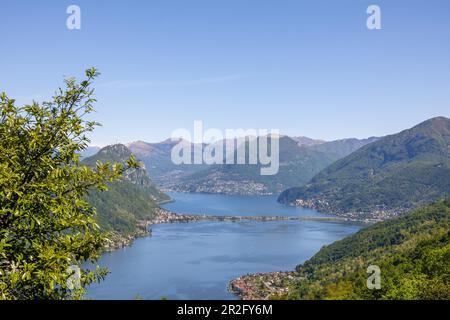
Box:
[86,193,361,300]
[162,192,324,217]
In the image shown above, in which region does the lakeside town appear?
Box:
[229,272,299,300]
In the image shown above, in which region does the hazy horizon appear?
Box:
[84,115,445,148]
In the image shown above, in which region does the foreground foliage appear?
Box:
[0,69,138,299]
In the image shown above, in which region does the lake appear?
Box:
[162,192,325,217]
[86,192,361,300]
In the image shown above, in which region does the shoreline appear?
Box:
[104,207,375,251]
[162,191,402,221]
[150,208,378,225]
[102,206,376,297]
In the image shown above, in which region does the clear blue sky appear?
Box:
[1,0,449,146]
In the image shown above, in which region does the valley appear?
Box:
[83,117,449,300]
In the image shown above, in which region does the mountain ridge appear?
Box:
[126,135,381,195]
[278,116,450,218]
[167,135,381,195]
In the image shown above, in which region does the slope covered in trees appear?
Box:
[232,200,449,300]
[278,117,450,217]
[83,144,171,236]
[285,199,450,299]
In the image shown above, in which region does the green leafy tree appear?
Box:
[0,68,140,299]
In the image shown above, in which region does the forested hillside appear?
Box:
[279,117,450,217]
[83,144,170,238]
[284,199,450,299]
[232,200,449,300]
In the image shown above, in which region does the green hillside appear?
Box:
[82,144,170,236]
[85,181,160,235]
[283,199,450,300]
[278,117,450,216]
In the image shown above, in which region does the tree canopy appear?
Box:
[0,68,139,299]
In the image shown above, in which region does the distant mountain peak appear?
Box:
[291,136,327,147]
[422,115,449,123]
[413,116,449,133]
[159,137,185,144]
[127,140,150,147]
[97,144,132,160]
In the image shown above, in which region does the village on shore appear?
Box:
[228,272,299,300]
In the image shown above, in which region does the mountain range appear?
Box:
[168,136,379,195]
[84,116,449,218]
[127,135,378,195]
